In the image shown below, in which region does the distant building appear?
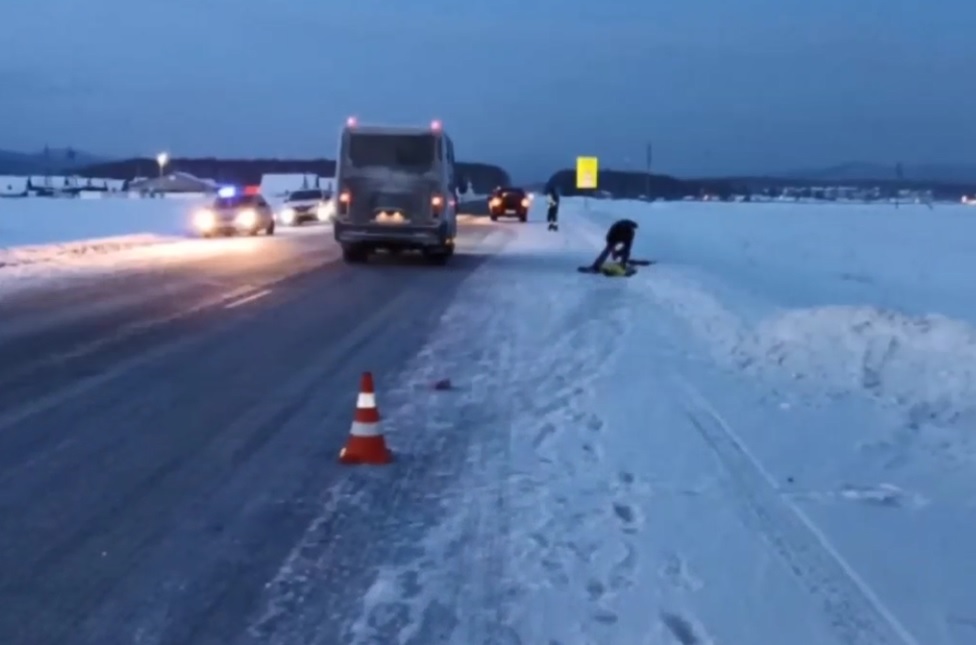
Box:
[28,175,77,189]
[128,172,217,195]
[0,175,27,196]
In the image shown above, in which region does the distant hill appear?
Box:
[777,162,976,184]
[0,147,106,175]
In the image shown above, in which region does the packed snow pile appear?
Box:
[636,268,976,428]
[0,234,180,268]
[748,306,976,424]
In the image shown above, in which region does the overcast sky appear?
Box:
[1,0,975,180]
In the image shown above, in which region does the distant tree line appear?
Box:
[78,157,512,194]
[544,168,976,201]
[545,168,740,200]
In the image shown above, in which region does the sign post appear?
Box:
[576,156,598,209]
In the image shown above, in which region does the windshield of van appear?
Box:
[346,133,437,171]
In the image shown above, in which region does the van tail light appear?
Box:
[431,194,444,217]
[521,198,530,208]
[338,190,351,215]
[489,197,502,208]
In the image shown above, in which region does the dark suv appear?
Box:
[488,187,529,222]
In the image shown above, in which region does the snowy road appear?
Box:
[0,218,512,644]
[2,198,975,644]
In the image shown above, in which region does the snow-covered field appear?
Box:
[0,198,203,274]
[0,197,210,247]
[249,198,976,644]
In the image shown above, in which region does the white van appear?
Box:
[332,118,461,265]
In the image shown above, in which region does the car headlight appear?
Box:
[317,202,334,221]
[280,207,295,223]
[193,209,215,229]
[236,209,257,227]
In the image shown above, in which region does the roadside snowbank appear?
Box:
[573,199,976,432]
[0,234,183,269]
[749,306,976,422]
[0,198,201,249]
[0,198,205,268]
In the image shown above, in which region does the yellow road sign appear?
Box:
[576,156,598,189]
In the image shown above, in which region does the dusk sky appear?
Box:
[2,0,975,180]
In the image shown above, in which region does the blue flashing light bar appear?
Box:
[218,186,236,198]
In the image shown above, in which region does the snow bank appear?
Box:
[0,234,182,269]
[0,198,202,266]
[748,306,976,426]
[579,199,976,430]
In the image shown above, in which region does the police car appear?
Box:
[278,188,334,226]
[191,187,276,237]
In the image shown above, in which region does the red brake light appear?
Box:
[431,195,443,207]
[337,190,351,215]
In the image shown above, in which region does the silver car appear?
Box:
[278,189,334,225]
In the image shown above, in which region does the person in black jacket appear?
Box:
[545,186,560,231]
[586,218,638,271]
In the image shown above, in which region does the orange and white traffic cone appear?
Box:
[338,371,393,465]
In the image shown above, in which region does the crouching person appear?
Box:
[587,218,638,272]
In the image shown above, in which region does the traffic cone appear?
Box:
[339,372,392,465]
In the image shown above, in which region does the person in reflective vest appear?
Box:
[546,186,560,231]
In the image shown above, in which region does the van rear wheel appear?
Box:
[342,245,368,263]
[424,247,452,266]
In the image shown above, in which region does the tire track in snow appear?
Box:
[674,375,921,645]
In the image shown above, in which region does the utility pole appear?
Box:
[43,145,51,188]
[645,142,653,200]
[895,161,903,209]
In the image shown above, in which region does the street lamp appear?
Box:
[156,152,169,177]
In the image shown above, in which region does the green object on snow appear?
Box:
[600,263,626,276]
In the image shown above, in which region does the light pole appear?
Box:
[156,152,169,178]
[645,142,652,200]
